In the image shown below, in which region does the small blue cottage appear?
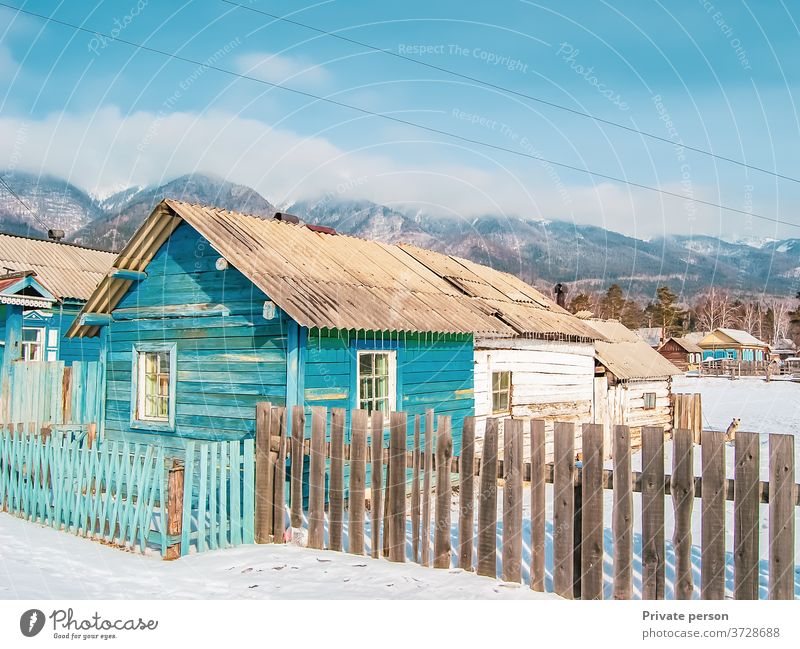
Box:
[68,199,518,451]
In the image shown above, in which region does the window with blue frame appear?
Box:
[131,343,176,430]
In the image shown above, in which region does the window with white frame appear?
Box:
[134,346,174,424]
[21,327,45,361]
[357,351,396,414]
[492,370,511,414]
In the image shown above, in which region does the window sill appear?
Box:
[130,419,175,433]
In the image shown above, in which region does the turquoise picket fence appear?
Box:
[3,361,102,428]
[0,427,256,558]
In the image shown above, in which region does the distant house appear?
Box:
[698,328,769,362]
[657,336,703,371]
[582,319,682,447]
[0,232,115,375]
[635,326,664,348]
[67,199,532,450]
[769,338,796,362]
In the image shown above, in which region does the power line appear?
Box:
[0,174,51,231]
[220,0,800,186]
[1,2,797,230]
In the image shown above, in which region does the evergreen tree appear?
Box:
[600,284,626,320]
[568,292,592,314]
[647,286,685,336]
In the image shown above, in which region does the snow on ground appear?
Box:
[0,512,557,600]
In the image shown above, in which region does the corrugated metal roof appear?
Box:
[583,319,682,380]
[703,328,768,348]
[69,200,606,340]
[0,232,116,302]
[663,336,703,354]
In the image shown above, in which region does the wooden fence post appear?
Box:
[769,434,795,600]
[671,428,694,599]
[529,419,546,591]
[272,407,287,543]
[255,402,273,543]
[370,410,384,559]
[458,416,475,571]
[86,423,97,450]
[581,423,604,600]
[411,414,421,562]
[641,426,665,600]
[290,406,305,536]
[434,415,452,569]
[701,429,726,600]
[164,459,184,560]
[421,409,434,566]
[502,418,523,583]
[477,417,498,578]
[734,431,760,600]
[348,409,367,555]
[612,424,632,600]
[388,411,407,563]
[553,421,575,599]
[307,407,327,550]
[329,408,346,552]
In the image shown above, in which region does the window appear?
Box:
[357,351,396,414]
[21,327,45,361]
[492,370,511,414]
[643,392,656,410]
[132,344,176,429]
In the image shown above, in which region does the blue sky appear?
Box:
[0,0,798,239]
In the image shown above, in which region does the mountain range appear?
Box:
[1,170,798,300]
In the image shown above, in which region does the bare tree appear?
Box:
[764,296,791,344]
[694,287,736,332]
[736,300,761,336]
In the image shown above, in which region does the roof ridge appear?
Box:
[0,230,117,256]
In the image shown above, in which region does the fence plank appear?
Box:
[477,417,498,578]
[255,401,273,543]
[421,408,434,567]
[553,421,575,599]
[612,425,632,599]
[671,428,694,600]
[411,414,421,563]
[370,410,384,559]
[329,408,346,552]
[581,423,604,600]
[348,409,367,556]
[388,411,407,563]
[458,416,476,571]
[530,419,546,591]
[502,418,523,583]
[242,439,256,544]
[290,406,305,533]
[734,431,760,600]
[641,426,665,600]
[769,434,795,600]
[272,408,287,543]
[308,407,327,550]
[701,429,726,600]
[434,416,452,569]
[229,441,241,547]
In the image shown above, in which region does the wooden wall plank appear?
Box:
[307,407,327,550]
[641,426,665,600]
[769,434,795,600]
[529,419,546,591]
[458,416,475,571]
[348,410,367,555]
[701,429,726,600]
[671,428,694,600]
[553,421,575,599]
[734,431,760,600]
[329,408,345,552]
[388,411,407,563]
[434,416,452,569]
[502,418,523,583]
[581,423,604,600]
[477,417,498,578]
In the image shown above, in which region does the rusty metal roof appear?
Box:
[0,232,116,302]
[582,319,682,380]
[69,200,605,340]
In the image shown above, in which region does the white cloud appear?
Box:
[0,106,777,239]
[0,45,18,80]
[235,52,331,88]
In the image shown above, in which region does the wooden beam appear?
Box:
[109,268,147,281]
[79,312,112,327]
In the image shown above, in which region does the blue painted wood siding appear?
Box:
[104,223,289,448]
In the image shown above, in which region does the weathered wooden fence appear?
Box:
[2,361,102,428]
[254,403,798,600]
[0,425,254,559]
[671,392,702,443]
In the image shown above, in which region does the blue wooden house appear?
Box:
[68,199,524,451]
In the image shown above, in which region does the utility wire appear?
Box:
[1,2,797,230]
[0,174,51,231]
[220,0,800,186]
